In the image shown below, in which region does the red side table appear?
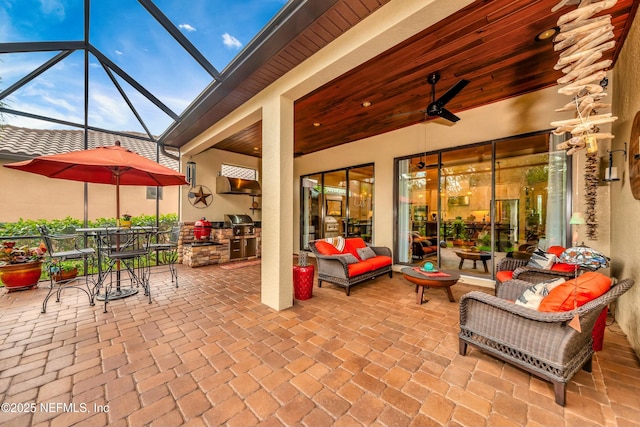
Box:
[293,265,314,300]
[592,307,607,351]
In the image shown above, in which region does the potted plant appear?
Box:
[0,241,46,291]
[120,214,132,228]
[451,217,467,246]
[451,217,478,248]
[50,259,81,282]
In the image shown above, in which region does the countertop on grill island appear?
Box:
[209,221,262,229]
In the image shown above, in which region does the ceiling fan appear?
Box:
[387,73,470,123]
[425,72,469,123]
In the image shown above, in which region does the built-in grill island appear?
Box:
[225,214,258,260]
[178,217,261,267]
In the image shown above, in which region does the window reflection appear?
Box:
[301,164,374,250]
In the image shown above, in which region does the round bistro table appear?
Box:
[401,267,460,304]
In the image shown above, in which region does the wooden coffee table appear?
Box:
[401,267,460,304]
[454,250,491,273]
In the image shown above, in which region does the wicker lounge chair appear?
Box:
[459,278,635,406]
[495,257,575,295]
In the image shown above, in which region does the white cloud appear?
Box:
[39,0,65,20]
[179,24,196,32]
[115,50,123,56]
[5,94,83,126]
[42,94,76,113]
[222,33,242,50]
[90,91,132,128]
[1,61,48,81]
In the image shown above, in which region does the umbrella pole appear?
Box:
[116,174,121,225]
[116,176,122,294]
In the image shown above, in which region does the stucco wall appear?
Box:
[611,11,640,356]
[181,148,262,223]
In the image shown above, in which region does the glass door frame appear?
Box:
[300,163,375,250]
[393,129,571,278]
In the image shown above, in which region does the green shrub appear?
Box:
[0,214,180,276]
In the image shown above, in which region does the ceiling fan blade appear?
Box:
[435,79,469,107]
[438,108,460,123]
[387,109,426,119]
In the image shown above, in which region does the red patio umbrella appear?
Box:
[4,141,188,219]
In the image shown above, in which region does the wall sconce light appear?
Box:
[186,161,196,187]
[569,212,585,246]
[603,142,627,182]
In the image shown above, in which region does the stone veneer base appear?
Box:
[178,222,262,268]
[183,243,230,268]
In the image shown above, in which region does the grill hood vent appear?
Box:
[216,176,261,196]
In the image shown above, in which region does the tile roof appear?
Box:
[0,125,179,169]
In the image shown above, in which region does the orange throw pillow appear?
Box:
[314,240,341,255]
[546,246,566,258]
[344,238,367,260]
[551,262,575,273]
[538,271,611,312]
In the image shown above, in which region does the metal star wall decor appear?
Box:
[188,185,213,208]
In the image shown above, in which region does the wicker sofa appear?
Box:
[308,237,392,296]
[459,277,635,406]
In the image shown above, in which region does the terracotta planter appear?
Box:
[52,267,78,283]
[0,261,43,291]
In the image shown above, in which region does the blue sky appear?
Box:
[0,0,288,135]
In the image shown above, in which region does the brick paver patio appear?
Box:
[0,261,638,426]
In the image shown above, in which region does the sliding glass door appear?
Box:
[397,153,439,264]
[347,166,374,241]
[301,164,374,250]
[395,132,568,279]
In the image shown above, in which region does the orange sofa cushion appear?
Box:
[343,238,368,260]
[538,271,611,312]
[496,271,514,283]
[315,240,341,255]
[347,255,392,277]
[363,255,392,270]
[347,261,373,277]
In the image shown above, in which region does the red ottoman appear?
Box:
[293,265,314,300]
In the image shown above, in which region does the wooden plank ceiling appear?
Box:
[208,0,638,158]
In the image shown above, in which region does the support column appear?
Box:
[261,95,294,310]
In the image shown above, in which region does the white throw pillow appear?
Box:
[515,278,566,309]
[323,236,345,252]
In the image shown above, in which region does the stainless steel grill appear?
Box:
[225,214,257,260]
[225,214,256,237]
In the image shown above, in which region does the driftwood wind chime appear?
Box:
[551,0,619,240]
